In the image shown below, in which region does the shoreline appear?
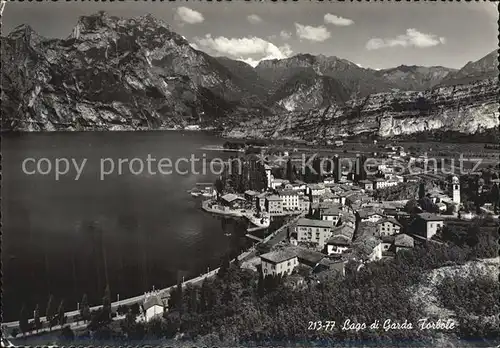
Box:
[1,129,499,146]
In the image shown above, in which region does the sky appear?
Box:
[2,1,498,69]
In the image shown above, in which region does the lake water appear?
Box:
[2,131,247,321]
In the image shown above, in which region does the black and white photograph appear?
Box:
[1,1,499,347]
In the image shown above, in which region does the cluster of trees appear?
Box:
[437,215,498,259]
[17,295,69,337]
[436,274,499,340]
[374,182,419,202]
[460,172,500,214]
[295,155,325,183]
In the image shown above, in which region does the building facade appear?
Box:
[265,195,283,215]
[260,250,299,277]
[414,213,444,239]
[376,218,402,236]
[295,218,334,248]
[280,190,300,211]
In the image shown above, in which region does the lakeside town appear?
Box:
[4,139,499,347]
[1,1,498,346]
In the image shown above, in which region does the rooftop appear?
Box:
[418,213,444,222]
[296,218,334,229]
[244,190,260,196]
[353,236,381,259]
[221,193,245,203]
[143,296,164,311]
[293,247,326,265]
[377,217,403,227]
[273,179,290,184]
[279,190,299,196]
[260,249,298,264]
[323,206,342,216]
[358,210,383,218]
[327,234,352,246]
[357,221,378,237]
[266,195,281,201]
[381,235,396,243]
[308,184,325,190]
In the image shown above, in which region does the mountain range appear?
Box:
[1,11,498,141]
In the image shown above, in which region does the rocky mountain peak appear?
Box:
[70,11,181,47]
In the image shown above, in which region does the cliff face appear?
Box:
[225,78,499,141]
[267,71,350,112]
[1,12,248,131]
[1,12,498,141]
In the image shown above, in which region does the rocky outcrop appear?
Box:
[267,71,350,112]
[225,78,499,141]
[1,12,248,131]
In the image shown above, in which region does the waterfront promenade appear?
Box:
[1,267,221,337]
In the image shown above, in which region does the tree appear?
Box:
[19,304,29,336]
[286,159,296,182]
[80,294,91,323]
[445,203,456,215]
[59,325,75,343]
[170,278,184,313]
[418,182,426,199]
[120,308,142,340]
[33,304,41,333]
[215,178,224,199]
[218,254,231,278]
[491,183,499,214]
[46,295,57,331]
[313,207,321,219]
[57,299,66,327]
[419,196,438,213]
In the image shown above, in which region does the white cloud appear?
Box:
[294,23,331,42]
[366,28,446,50]
[280,30,292,40]
[174,7,204,25]
[193,34,292,67]
[324,13,354,26]
[247,14,262,24]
